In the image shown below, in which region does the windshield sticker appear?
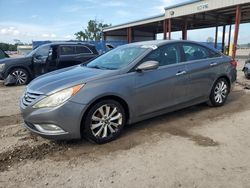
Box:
[141,45,158,50]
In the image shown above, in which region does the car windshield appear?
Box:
[87,46,148,70]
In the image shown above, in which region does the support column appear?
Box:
[127,27,132,43]
[222,25,226,53]
[232,5,241,59]
[214,25,218,49]
[153,33,156,40]
[227,24,232,55]
[103,32,107,41]
[182,19,188,40]
[168,19,172,40]
[163,19,168,40]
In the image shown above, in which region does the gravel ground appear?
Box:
[0,60,250,188]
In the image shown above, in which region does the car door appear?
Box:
[57,45,77,69]
[133,43,189,117]
[181,42,223,101]
[32,45,50,77]
[46,46,59,72]
[75,45,97,64]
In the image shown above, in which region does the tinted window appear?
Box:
[182,43,210,61]
[60,46,75,55]
[76,46,92,54]
[143,44,181,66]
[35,45,50,57]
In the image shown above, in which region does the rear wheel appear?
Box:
[208,78,229,107]
[9,68,29,85]
[83,100,126,144]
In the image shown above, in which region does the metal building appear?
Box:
[103,0,250,58]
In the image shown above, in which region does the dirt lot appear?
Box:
[0,60,250,188]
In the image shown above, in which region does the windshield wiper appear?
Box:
[88,65,116,70]
[88,65,102,69]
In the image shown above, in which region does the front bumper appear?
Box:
[20,100,87,140]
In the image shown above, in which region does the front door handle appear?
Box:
[176,71,187,76]
[210,62,218,66]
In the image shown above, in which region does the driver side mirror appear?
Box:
[136,61,159,72]
[34,54,42,60]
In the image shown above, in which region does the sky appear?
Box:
[0,0,250,44]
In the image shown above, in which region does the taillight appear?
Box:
[230,59,237,68]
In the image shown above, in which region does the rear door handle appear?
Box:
[176,71,187,76]
[210,62,218,66]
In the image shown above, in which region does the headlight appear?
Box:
[33,84,84,108]
[0,64,5,71]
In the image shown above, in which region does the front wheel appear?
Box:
[8,68,29,85]
[83,100,126,144]
[208,78,229,107]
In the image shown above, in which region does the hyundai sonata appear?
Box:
[20,40,237,144]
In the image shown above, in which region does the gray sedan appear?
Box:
[20,40,237,144]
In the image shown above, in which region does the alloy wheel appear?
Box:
[90,104,123,138]
[11,70,28,85]
[214,80,228,104]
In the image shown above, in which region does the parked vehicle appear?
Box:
[20,40,237,144]
[243,58,250,79]
[0,42,98,85]
[0,48,9,59]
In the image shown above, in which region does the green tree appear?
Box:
[75,19,111,41]
[0,43,18,51]
[206,37,214,43]
[75,31,88,41]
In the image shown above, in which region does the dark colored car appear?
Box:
[0,48,9,59]
[0,42,98,85]
[243,57,250,79]
[20,40,237,144]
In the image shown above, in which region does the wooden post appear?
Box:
[227,24,232,55]
[182,19,187,40]
[222,25,226,53]
[127,27,132,43]
[163,19,168,40]
[232,5,241,59]
[168,19,172,40]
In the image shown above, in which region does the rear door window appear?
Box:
[60,46,75,55]
[182,43,210,61]
[76,46,92,54]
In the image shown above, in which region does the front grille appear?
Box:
[22,92,42,106]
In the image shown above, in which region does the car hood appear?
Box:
[27,65,118,95]
[0,56,32,65]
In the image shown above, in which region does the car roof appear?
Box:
[39,42,95,48]
[126,40,220,53]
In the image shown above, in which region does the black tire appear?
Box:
[8,68,29,85]
[208,78,229,107]
[244,69,250,79]
[83,99,126,144]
